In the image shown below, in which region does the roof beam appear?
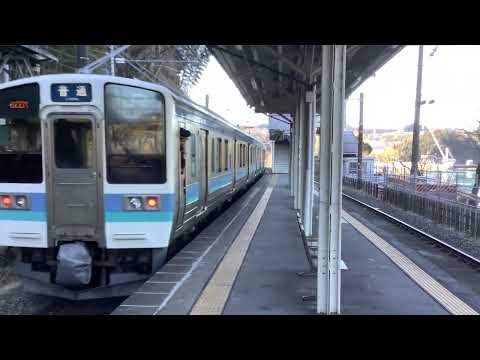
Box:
[209,45,308,86]
[278,45,283,96]
[19,45,58,62]
[242,45,265,110]
[258,45,306,77]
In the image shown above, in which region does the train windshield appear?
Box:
[0,83,42,183]
[105,83,166,184]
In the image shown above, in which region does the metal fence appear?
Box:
[343,176,480,241]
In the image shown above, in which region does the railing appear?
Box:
[343,176,480,241]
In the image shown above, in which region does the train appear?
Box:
[0,74,265,299]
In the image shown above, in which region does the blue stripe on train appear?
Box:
[186,183,200,205]
[237,168,248,179]
[104,193,175,223]
[208,172,233,193]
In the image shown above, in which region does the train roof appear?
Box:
[0,74,265,147]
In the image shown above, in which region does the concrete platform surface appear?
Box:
[112,174,451,315]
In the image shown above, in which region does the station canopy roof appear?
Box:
[208,45,403,115]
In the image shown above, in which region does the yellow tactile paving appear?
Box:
[190,176,277,315]
[342,210,478,315]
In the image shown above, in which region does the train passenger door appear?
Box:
[46,115,102,241]
[198,129,208,210]
[176,128,190,227]
[233,139,237,185]
[247,144,251,179]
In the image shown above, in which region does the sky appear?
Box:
[189,46,480,132]
[346,45,480,131]
[188,57,269,127]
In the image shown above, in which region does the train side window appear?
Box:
[243,144,246,167]
[239,144,242,168]
[210,137,215,175]
[217,138,222,173]
[240,144,243,168]
[190,133,197,179]
[242,144,245,167]
[224,139,229,171]
[229,141,232,170]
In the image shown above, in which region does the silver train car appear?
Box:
[0,74,265,299]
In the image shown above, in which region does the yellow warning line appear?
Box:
[342,210,478,315]
[190,176,277,315]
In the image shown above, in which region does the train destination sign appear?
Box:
[51,83,92,102]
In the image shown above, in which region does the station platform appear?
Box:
[112,174,450,315]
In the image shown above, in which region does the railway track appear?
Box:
[342,193,480,268]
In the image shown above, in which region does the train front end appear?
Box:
[0,75,176,299]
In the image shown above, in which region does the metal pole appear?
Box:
[75,45,89,72]
[317,45,346,315]
[289,121,294,196]
[298,93,306,214]
[411,45,424,176]
[110,45,116,76]
[303,84,316,236]
[357,93,364,187]
[293,103,300,208]
[271,140,276,173]
[1,64,9,83]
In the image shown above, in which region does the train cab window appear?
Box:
[105,84,166,184]
[0,83,42,183]
[224,140,229,171]
[217,138,222,173]
[190,133,197,179]
[54,119,93,169]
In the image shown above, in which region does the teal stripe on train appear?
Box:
[0,210,46,221]
[105,211,174,222]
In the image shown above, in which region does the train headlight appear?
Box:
[128,197,143,210]
[15,196,27,208]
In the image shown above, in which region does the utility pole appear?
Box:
[110,45,115,76]
[411,45,424,176]
[75,45,89,72]
[357,92,364,186]
[205,94,209,109]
